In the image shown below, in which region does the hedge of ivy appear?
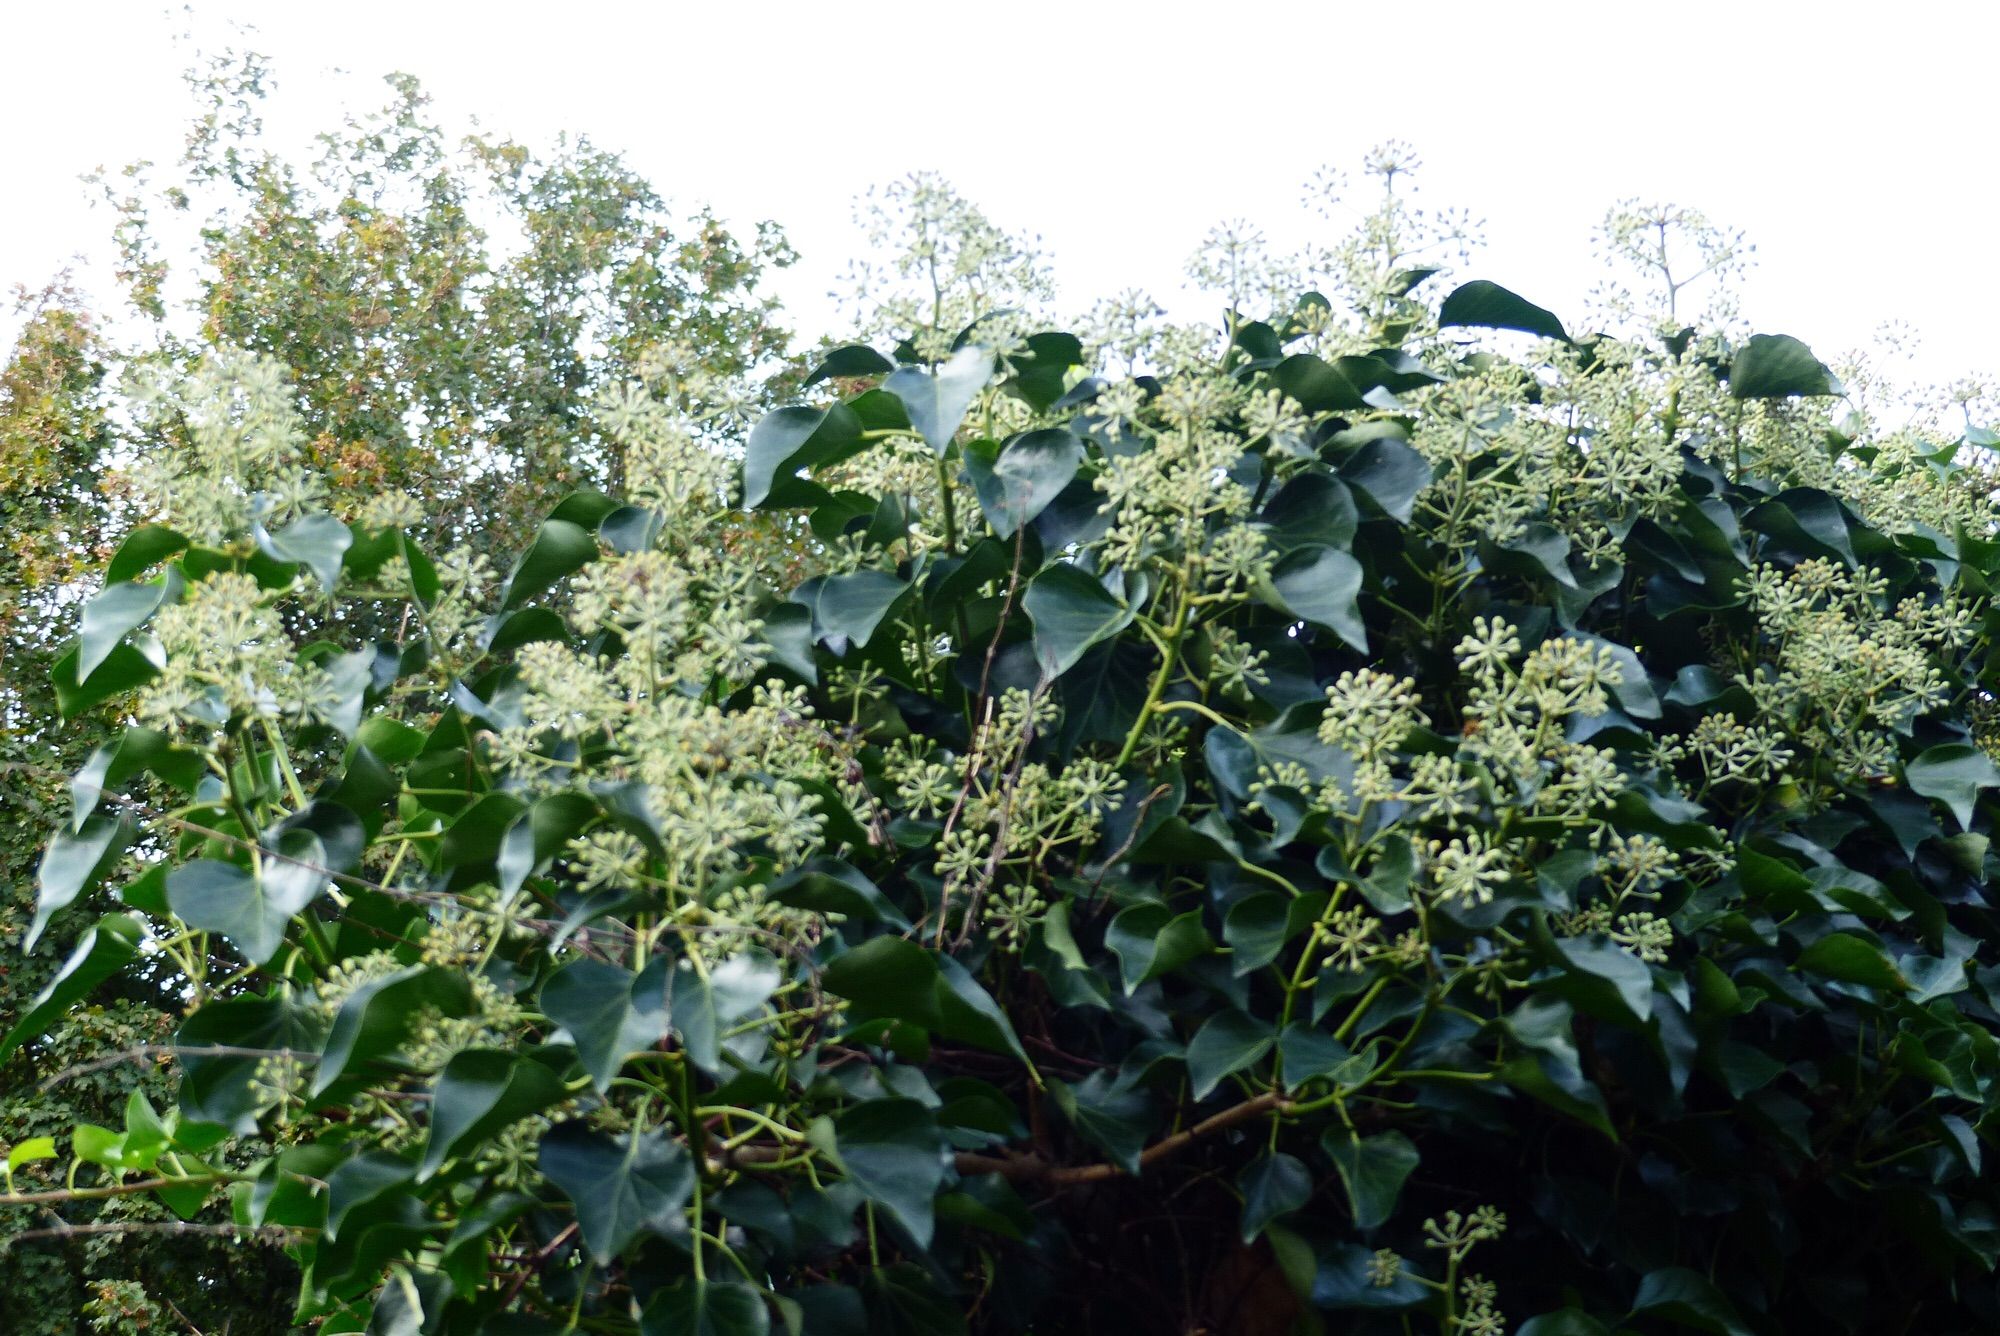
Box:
[10,272,2000,1335]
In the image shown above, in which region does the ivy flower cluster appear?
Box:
[125,349,324,544]
[1742,559,1971,782]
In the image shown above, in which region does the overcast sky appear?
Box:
[5,2,1995,397]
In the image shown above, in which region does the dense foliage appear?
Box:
[9,76,2000,1336]
[0,52,794,1333]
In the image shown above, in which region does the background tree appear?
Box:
[0,48,797,1333]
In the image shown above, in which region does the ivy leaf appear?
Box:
[1222,891,1328,977]
[1267,545,1367,651]
[1499,1051,1616,1140]
[1337,438,1433,525]
[1050,1071,1153,1176]
[1551,935,1655,1025]
[1024,564,1136,683]
[1238,1151,1313,1242]
[1907,743,2000,831]
[768,859,909,928]
[325,1150,416,1240]
[1438,279,1570,342]
[78,577,174,680]
[823,1100,946,1248]
[499,518,596,610]
[105,524,187,584]
[962,428,1083,537]
[173,992,319,1134]
[1517,1313,1615,1336]
[1258,473,1358,554]
[1727,334,1837,400]
[51,637,161,719]
[69,726,202,830]
[1185,1010,1275,1100]
[883,345,996,455]
[1629,1267,1753,1336]
[28,813,132,950]
[641,1280,771,1336]
[671,951,782,1075]
[313,965,474,1096]
[1105,903,1214,994]
[805,345,895,387]
[538,1122,696,1263]
[540,957,672,1092]
[743,402,864,509]
[167,832,332,969]
[0,914,144,1061]
[1322,1130,1420,1230]
[789,569,911,652]
[758,602,818,684]
[823,938,1024,1059]
[418,1049,566,1180]
[1795,932,1908,992]
[260,512,353,592]
[824,937,942,1025]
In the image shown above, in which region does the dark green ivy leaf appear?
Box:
[1024,563,1136,684]
[1105,902,1214,994]
[1795,932,1908,992]
[805,345,896,387]
[1185,1010,1275,1100]
[0,913,144,1061]
[418,1049,566,1180]
[28,813,132,950]
[789,569,911,651]
[641,1279,771,1336]
[1629,1267,1753,1336]
[962,428,1082,537]
[1438,279,1570,342]
[540,957,671,1092]
[883,345,997,455]
[500,518,596,610]
[1337,438,1433,524]
[1238,1151,1313,1242]
[261,512,353,592]
[538,1122,696,1263]
[1322,1130,1420,1230]
[313,965,474,1096]
[822,1101,947,1249]
[78,577,174,680]
[1906,743,2000,831]
[1727,333,1837,400]
[1267,545,1367,651]
[167,833,331,969]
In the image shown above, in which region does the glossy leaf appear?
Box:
[1727,333,1836,400]
[0,913,144,1061]
[538,1122,696,1263]
[1322,1131,1420,1230]
[1024,563,1135,683]
[882,345,996,455]
[28,813,131,950]
[1439,279,1569,341]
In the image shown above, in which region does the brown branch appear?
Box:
[0,1174,229,1207]
[726,1090,1291,1188]
[499,1221,578,1308]
[955,1090,1290,1186]
[38,1043,316,1092]
[1,1220,300,1249]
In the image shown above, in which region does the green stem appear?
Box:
[1116,579,1192,768]
[936,456,960,555]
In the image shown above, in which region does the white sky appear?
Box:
[4,1,1996,398]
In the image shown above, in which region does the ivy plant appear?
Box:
[9,240,2000,1336]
